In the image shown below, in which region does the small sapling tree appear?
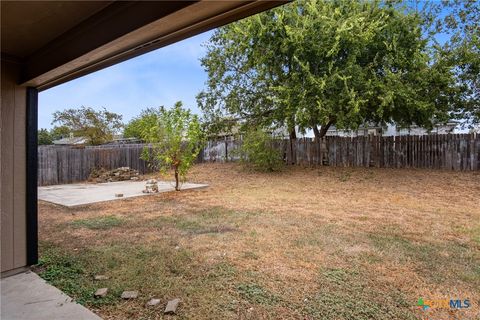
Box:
[141,102,203,191]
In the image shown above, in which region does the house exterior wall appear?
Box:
[394,125,456,136]
[326,123,458,137]
[1,58,27,274]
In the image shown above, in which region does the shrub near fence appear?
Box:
[38,134,479,185]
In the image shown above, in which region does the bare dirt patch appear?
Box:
[38,163,480,319]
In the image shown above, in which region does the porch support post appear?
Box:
[26,87,38,265]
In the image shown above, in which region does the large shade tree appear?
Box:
[198,0,456,139]
[52,106,123,145]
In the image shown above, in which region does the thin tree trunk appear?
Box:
[312,125,321,139]
[289,128,297,140]
[319,120,334,138]
[174,167,179,191]
[289,128,296,165]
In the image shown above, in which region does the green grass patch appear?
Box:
[303,267,415,320]
[243,251,259,260]
[71,215,124,230]
[459,224,480,245]
[237,283,280,306]
[338,172,351,182]
[36,241,241,317]
[368,231,480,286]
[471,227,480,245]
[323,268,355,284]
[149,207,258,235]
[35,244,120,306]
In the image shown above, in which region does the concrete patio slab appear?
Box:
[1,271,102,320]
[38,180,208,207]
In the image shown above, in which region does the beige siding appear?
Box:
[1,58,27,273]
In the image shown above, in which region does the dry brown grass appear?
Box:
[38,163,480,319]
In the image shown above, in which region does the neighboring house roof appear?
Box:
[52,136,88,145]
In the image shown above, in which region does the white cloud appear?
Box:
[39,30,213,129]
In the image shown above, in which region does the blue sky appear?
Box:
[39,30,213,129]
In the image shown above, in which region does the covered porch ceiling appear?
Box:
[1,1,286,91]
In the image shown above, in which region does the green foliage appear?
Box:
[38,126,74,145]
[50,125,71,140]
[434,0,479,128]
[140,102,204,190]
[238,128,283,172]
[198,0,455,138]
[38,128,53,145]
[123,107,160,139]
[71,216,124,230]
[237,283,280,305]
[52,106,123,145]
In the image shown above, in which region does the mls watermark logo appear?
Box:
[417,297,471,310]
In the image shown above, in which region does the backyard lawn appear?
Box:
[37,163,479,319]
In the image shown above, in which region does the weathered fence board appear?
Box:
[199,134,479,171]
[38,144,153,185]
[38,134,479,185]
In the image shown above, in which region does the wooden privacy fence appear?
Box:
[203,133,480,170]
[283,134,479,170]
[38,144,151,186]
[38,134,479,185]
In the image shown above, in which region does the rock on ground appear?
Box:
[146,298,161,307]
[120,291,138,299]
[94,288,108,298]
[164,298,181,314]
[143,179,159,193]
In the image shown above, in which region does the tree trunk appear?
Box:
[312,125,321,139]
[313,120,335,139]
[289,128,296,165]
[289,128,297,140]
[319,120,334,138]
[174,167,179,191]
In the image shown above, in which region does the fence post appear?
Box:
[225,139,228,163]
